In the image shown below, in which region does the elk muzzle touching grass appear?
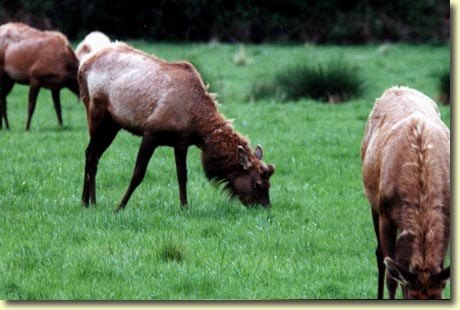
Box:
[384,257,450,299]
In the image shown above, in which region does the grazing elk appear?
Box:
[361,86,450,299]
[75,31,111,61]
[0,22,79,130]
[78,42,275,211]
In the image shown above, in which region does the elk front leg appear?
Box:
[25,83,40,131]
[174,147,188,207]
[379,214,398,299]
[371,210,385,299]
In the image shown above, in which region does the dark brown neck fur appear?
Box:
[191,97,249,186]
[201,120,249,184]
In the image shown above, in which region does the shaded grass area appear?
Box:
[0,43,450,300]
[438,68,450,104]
[251,59,365,103]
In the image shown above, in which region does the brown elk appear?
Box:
[361,86,450,299]
[75,31,111,62]
[78,42,275,211]
[0,22,79,130]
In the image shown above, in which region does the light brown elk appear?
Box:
[361,86,450,299]
[78,42,275,211]
[75,31,111,61]
[0,22,79,130]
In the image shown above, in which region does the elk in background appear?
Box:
[0,22,79,130]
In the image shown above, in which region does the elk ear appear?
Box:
[384,257,413,285]
[254,144,264,160]
[237,146,252,170]
[267,164,275,177]
[435,266,450,285]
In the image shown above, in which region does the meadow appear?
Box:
[0,42,450,300]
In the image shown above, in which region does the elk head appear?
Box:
[384,257,450,299]
[230,144,275,208]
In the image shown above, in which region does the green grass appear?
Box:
[0,43,450,300]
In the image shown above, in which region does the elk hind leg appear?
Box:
[82,114,120,206]
[0,75,14,129]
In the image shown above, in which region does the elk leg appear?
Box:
[82,118,120,206]
[379,215,397,299]
[51,89,63,127]
[372,210,385,299]
[115,134,157,212]
[0,97,5,129]
[402,286,409,299]
[174,147,188,207]
[82,142,96,206]
[386,260,398,298]
[0,75,14,130]
[25,84,40,131]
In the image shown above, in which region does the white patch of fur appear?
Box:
[109,55,163,125]
[75,31,111,61]
[87,50,174,128]
[86,69,110,106]
[397,229,410,241]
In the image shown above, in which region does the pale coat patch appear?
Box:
[75,31,111,61]
[83,45,191,131]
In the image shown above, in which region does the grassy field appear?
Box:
[0,42,450,300]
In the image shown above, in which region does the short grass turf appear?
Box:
[0,43,450,300]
